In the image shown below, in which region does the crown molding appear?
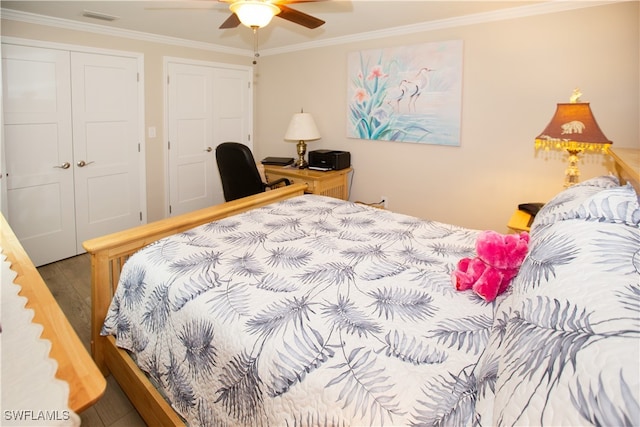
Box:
[0,8,252,57]
[261,0,621,56]
[1,1,622,58]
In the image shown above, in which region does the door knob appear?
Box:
[205,147,212,152]
[77,160,95,167]
[54,162,71,169]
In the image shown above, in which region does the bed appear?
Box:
[84,150,640,426]
[1,214,106,417]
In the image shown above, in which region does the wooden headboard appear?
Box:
[609,147,640,193]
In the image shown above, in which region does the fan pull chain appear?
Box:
[252,26,260,65]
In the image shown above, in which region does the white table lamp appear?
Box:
[285,111,321,168]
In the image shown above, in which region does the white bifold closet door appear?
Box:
[2,43,143,266]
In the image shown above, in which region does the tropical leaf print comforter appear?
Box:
[102,195,491,426]
[102,180,640,427]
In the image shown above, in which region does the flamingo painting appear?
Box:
[347,40,463,145]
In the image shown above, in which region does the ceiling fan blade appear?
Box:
[219,13,241,29]
[276,4,325,29]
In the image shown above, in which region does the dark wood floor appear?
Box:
[38,254,147,427]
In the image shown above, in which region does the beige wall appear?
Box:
[3,1,639,231]
[255,1,639,231]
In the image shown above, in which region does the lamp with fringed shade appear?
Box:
[535,90,612,187]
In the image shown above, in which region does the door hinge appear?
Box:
[168,140,171,150]
[248,134,251,142]
[248,81,251,89]
[167,75,170,85]
[139,211,142,221]
[169,205,172,214]
[138,143,141,153]
[137,72,140,82]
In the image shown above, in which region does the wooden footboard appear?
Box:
[82,183,306,426]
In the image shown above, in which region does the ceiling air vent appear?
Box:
[82,10,119,22]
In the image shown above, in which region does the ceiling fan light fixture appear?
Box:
[229,1,280,28]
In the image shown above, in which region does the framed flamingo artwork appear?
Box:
[347,40,463,145]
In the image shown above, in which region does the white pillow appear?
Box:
[489,218,640,425]
[531,175,620,228]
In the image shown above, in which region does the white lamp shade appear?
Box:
[229,1,280,28]
[284,113,321,141]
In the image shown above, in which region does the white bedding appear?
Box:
[103,195,492,425]
[102,180,640,427]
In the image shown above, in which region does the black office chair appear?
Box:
[216,142,290,202]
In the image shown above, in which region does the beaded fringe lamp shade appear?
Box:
[535,91,612,187]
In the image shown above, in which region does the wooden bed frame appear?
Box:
[1,215,106,413]
[608,147,640,192]
[82,183,307,426]
[84,147,639,426]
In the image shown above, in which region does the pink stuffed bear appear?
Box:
[452,230,530,302]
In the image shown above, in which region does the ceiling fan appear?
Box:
[145,0,326,63]
[218,0,326,30]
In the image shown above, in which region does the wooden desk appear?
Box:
[264,165,352,200]
[1,214,106,412]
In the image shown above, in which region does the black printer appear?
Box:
[308,150,351,171]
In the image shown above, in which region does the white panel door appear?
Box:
[2,43,143,266]
[2,44,76,266]
[212,67,253,204]
[70,52,142,246]
[167,60,252,216]
[167,62,216,216]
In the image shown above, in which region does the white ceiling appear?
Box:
[1,1,584,55]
